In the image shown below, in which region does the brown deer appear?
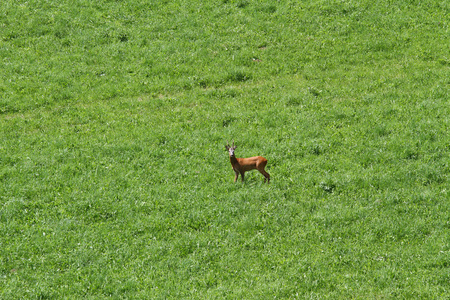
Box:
[225,140,270,183]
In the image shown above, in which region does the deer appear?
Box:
[225,140,270,184]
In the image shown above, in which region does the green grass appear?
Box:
[1,0,449,298]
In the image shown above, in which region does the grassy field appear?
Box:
[1,0,449,298]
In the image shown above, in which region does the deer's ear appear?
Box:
[225,145,229,150]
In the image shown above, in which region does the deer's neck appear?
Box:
[229,155,239,165]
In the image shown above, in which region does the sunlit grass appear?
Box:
[1,0,449,298]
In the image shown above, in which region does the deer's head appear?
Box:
[225,140,237,157]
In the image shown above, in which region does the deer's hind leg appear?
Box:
[260,169,270,183]
[257,162,270,183]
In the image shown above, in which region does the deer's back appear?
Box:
[237,156,267,171]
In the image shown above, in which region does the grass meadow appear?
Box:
[1,0,449,298]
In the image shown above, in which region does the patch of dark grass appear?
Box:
[225,70,252,83]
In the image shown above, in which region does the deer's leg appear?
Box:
[240,171,245,182]
[256,160,270,184]
[259,169,270,184]
[234,170,239,182]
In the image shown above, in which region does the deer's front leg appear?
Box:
[234,170,239,182]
